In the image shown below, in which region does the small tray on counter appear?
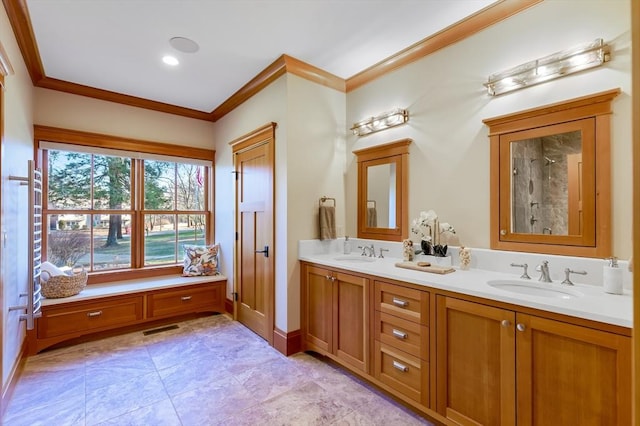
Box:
[395,261,455,275]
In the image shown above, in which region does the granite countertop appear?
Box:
[299,253,632,328]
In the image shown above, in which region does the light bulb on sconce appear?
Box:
[350,108,409,136]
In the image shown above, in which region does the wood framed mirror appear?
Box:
[354,139,410,241]
[484,89,620,257]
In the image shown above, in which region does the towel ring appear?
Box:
[319,196,336,207]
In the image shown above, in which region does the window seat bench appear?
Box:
[28,275,227,355]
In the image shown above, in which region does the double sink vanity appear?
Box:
[298,90,630,424]
[299,239,632,425]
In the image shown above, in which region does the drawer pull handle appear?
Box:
[87,311,102,317]
[392,329,408,339]
[181,296,192,301]
[393,360,409,372]
[392,297,408,308]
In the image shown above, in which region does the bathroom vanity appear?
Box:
[300,248,631,425]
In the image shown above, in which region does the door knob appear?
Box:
[255,245,269,258]
[501,320,511,328]
[516,323,526,332]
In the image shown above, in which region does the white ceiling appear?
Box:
[26,0,495,113]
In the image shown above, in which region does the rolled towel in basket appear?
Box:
[40,261,68,282]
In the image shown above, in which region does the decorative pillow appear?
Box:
[182,244,221,276]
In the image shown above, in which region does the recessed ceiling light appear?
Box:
[169,37,199,54]
[162,55,179,66]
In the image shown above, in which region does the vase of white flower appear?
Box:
[420,239,432,255]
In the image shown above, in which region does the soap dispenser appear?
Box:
[343,236,352,255]
[603,257,623,295]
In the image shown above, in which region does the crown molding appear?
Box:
[38,77,213,121]
[3,0,541,122]
[345,0,543,92]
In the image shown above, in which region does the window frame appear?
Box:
[35,125,215,284]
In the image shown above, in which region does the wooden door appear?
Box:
[436,296,516,426]
[515,314,631,425]
[302,264,333,354]
[232,124,275,343]
[333,270,369,373]
[567,153,583,235]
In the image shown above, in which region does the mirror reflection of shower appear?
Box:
[511,130,582,236]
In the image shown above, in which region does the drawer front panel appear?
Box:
[374,341,428,405]
[376,311,428,360]
[149,285,222,318]
[38,296,144,338]
[375,281,428,325]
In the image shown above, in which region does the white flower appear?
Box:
[439,222,456,234]
[411,210,438,241]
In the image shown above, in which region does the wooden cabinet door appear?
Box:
[515,314,631,426]
[333,270,369,373]
[436,296,516,426]
[302,265,333,354]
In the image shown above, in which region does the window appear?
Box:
[37,127,214,280]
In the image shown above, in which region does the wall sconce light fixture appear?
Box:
[484,38,610,96]
[351,108,409,136]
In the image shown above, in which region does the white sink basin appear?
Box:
[333,255,376,262]
[487,280,583,299]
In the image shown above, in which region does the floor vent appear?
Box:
[142,324,179,336]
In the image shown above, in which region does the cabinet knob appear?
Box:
[501,320,511,328]
[392,360,409,372]
[516,323,526,332]
[392,297,409,308]
[500,229,507,236]
[392,329,408,339]
[181,296,192,301]
[325,275,332,281]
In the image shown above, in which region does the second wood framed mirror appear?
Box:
[484,89,619,257]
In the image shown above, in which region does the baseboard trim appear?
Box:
[1,338,28,418]
[225,297,233,314]
[273,327,302,356]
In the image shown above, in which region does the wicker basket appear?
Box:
[41,269,88,298]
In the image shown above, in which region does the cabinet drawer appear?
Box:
[374,341,428,405]
[38,296,144,339]
[375,311,428,360]
[148,284,222,318]
[375,281,428,325]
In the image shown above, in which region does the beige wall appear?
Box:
[1,5,35,387]
[346,0,632,258]
[285,74,346,330]
[34,88,214,148]
[212,75,288,328]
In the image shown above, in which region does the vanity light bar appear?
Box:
[350,108,409,136]
[484,38,610,96]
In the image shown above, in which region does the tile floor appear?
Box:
[3,314,434,425]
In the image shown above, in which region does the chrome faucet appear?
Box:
[357,244,376,257]
[536,260,552,282]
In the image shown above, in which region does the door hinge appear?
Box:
[231,170,239,180]
[235,231,238,241]
[232,292,238,301]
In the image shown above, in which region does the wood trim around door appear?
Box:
[631,1,639,424]
[231,123,276,344]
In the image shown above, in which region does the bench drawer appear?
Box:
[148,284,224,318]
[38,296,144,339]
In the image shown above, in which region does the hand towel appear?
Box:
[319,205,336,240]
[367,207,377,228]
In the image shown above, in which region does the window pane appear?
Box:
[93,155,131,210]
[48,150,92,209]
[93,214,132,270]
[144,214,177,265]
[144,160,174,210]
[177,214,206,246]
[177,164,205,210]
[46,215,91,268]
